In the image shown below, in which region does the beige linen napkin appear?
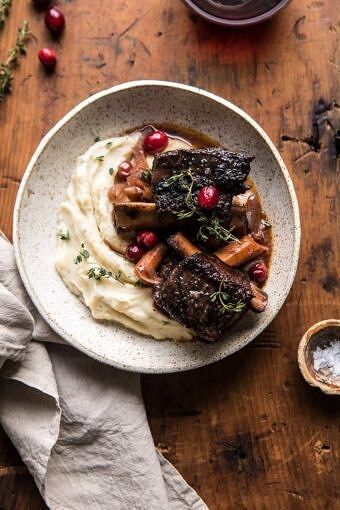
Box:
[0,233,207,510]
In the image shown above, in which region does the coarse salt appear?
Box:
[313,339,340,378]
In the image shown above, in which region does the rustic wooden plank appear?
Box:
[0,0,339,509]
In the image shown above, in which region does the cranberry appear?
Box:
[126,243,144,263]
[198,185,220,210]
[38,48,58,69]
[248,261,268,284]
[117,161,132,180]
[44,6,65,34]
[137,230,158,249]
[143,130,168,153]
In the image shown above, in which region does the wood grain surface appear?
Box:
[0,0,339,509]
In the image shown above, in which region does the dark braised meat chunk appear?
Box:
[151,148,252,231]
[153,252,253,343]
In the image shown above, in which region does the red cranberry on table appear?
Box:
[136,230,158,249]
[143,130,168,153]
[248,261,268,284]
[198,185,220,210]
[38,48,58,69]
[117,161,132,180]
[45,6,65,34]
[126,243,144,263]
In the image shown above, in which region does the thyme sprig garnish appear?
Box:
[94,155,104,162]
[163,169,196,219]
[74,242,90,264]
[210,280,246,315]
[0,0,11,27]
[197,216,238,244]
[87,266,122,282]
[58,230,70,241]
[0,20,31,101]
[162,170,238,243]
[87,265,112,280]
[73,242,121,282]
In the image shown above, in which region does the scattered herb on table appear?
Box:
[58,230,70,241]
[0,20,31,102]
[0,0,11,27]
[94,136,101,143]
[210,280,246,315]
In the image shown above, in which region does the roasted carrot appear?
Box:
[134,242,168,285]
[214,235,269,267]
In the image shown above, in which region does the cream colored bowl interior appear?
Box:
[13,81,300,373]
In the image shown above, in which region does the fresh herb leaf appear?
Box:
[94,136,101,143]
[163,169,197,219]
[106,141,113,148]
[0,0,11,27]
[0,20,31,102]
[140,169,152,183]
[58,230,70,241]
[87,265,112,280]
[161,169,239,244]
[114,270,122,282]
[74,243,90,264]
[197,215,238,244]
[94,155,104,162]
[109,167,114,175]
[163,169,191,189]
[210,279,246,315]
[80,242,89,259]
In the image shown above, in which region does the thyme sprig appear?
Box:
[163,169,196,219]
[73,242,121,282]
[0,20,31,101]
[197,216,238,244]
[58,230,70,241]
[74,242,90,264]
[0,0,11,27]
[87,265,112,280]
[210,279,246,315]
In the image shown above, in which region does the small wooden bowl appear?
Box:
[298,319,340,395]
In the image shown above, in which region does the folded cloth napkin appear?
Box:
[0,233,207,510]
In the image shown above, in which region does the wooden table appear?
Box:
[0,1,339,508]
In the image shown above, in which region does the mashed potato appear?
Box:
[55,133,193,340]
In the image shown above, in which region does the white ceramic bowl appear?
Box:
[13,81,300,373]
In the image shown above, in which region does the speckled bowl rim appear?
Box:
[13,80,301,373]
